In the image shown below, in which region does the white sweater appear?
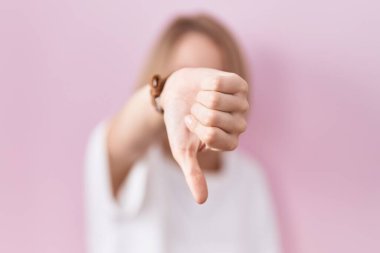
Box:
[85,122,281,253]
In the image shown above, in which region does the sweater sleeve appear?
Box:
[84,121,149,253]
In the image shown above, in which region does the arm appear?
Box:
[107,68,249,203]
[106,85,164,197]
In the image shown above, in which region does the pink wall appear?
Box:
[1,0,379,252]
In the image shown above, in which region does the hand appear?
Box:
[160,68,249,204]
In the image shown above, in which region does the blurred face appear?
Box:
[160,31,226,172]
[167,31,224,72]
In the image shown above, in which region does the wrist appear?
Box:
[151,70,178,112]
[159,75,171,111]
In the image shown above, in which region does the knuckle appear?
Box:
[205,111,218,126]
[226,137,238,151]
[241,100,250,112]
[241,80,249,93]
[212,77,222,90]
[208,93,220,108]
[203,128,218,145]
[178,146,195,156]
[238,119,248,132]
[232,116,247,133]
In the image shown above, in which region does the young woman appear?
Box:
[85,14,280,253]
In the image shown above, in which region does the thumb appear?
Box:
[177,148,208,204]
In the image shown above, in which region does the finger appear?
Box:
[200,73,248,94]
[196,90,249,113]
[176,148,208,204]
[184,114,239,151]
[191,103,247,134]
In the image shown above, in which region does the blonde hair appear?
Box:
[137,14,249,88]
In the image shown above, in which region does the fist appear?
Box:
[160,68,249,204]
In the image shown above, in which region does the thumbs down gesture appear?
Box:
[160,68,249,204]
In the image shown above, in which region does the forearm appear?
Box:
[106,85,164,197]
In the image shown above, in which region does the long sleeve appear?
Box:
[84,121,149,253]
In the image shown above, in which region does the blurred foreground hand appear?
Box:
[161,68,249,204]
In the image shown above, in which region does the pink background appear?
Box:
[1,0,379,252]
